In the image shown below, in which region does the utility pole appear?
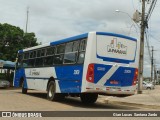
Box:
[151,46,154,82]
[138,0,146,94]
[25,7,29,33]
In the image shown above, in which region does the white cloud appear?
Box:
[0,0,159,76]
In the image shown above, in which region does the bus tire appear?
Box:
[47,81,64,101]
[22,81,27,94]
[80,93,98,104]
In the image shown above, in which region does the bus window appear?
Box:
[37,50,41,57]
[77,39,86,64]
[28,59,35,67]
[65,42,73,53]
[56,44,65,54]
[77,52,85,64]
[64,52,77,64]
[33,51,37,58]
[73,41,79,51]
[44,56,53,66]
[79,39,86,51]
[41,49,46,57]
[53,55,63,65]
[35,58,44,67]
[46,47,55,56]
[63,41,78,64]
[24,52,29,59]
[29,51,34,58]
[22,59,28,67]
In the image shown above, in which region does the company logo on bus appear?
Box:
[107,38,127,55]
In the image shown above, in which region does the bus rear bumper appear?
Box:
[84,85,136,96]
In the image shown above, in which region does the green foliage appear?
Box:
[0,73,5,79]
[0,23,38,61]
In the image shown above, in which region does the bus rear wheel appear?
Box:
[22,81,27,94]
[80,93,98,104]
[47,81,64,101]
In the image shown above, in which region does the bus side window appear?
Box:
[35,58,44,67]
[44,56,53,66]
[22,60,28,68]
[41,49,46,57]
[30,51,34,58]
[56,44,65,54]
[28,59,35,67]
[24,52,29,59]
[63,41,79,64]
[79,39,86,51]
[77,39,86,64]
[22,52,29,67]
[65,42,73,53]
[44,47,55,66]
[46,47,55,56]
[33,51,37,58]
[54,55,63,64]
[73,41,79,51]
[77,52,85,64]
[54,44,65,65]
[37,50,41,57]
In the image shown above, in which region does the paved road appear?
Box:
[0,88,149,111]
[1,88,160,120]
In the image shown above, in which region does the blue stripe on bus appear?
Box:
[26,77,50,80]
[94,64,135,87]
[96,55,134,64]
[55,65,83,93]
[14,68,28,88]
[50,33,88,46]
[104,67,135,87]
[94,64,112,83]
[96,32,137,41]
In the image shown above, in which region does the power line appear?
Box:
[146,0,158,22]
[148,33,160,42]
[144,30,152,62]
[131,0,136,11]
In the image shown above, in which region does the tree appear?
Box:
[0,23,38,61]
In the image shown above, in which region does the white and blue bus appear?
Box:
[14,32,139,103]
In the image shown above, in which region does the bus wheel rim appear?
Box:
[49,85,54,97]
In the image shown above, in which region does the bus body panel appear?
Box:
[93,64,135,86]
[81,32,139,95]
[14,65,84,93]
[14,31,139,96]
[14,68,26,87]
[55,65,83,93]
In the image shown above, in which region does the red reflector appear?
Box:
[86,64,94,83]
[96,88,100,90]
[106,87,110,90]
[86,88,91,89]
[132,68,138,85]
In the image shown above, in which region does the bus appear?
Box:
[14,32,139,104]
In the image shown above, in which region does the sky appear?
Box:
[0,0,160,77]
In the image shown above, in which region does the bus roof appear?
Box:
[18,32,137,53]
[96,32,137,41]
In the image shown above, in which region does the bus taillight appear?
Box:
[86,64,94,83]
[132,68,138,85]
